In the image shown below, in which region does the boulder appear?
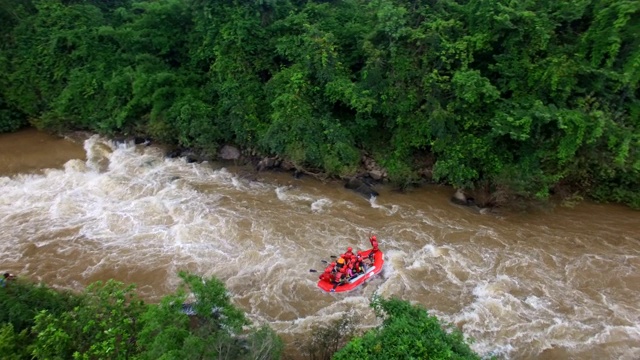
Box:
[451,189,477,206]
[218,145,241,160]
[166,148,202,163]
[280,160,295,171]
[185,155,199,163]
[451,189,468,206]
[166,149,183,158]
[256,157,277,171]
[369,170,383,180]
[345,177,379,198]
[112,137,128,146]
[134,137,151,146]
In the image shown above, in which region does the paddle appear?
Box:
[314,258,336,273]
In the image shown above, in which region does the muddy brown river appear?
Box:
[1,129,638,359]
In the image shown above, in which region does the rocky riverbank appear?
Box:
[158,140,498,212]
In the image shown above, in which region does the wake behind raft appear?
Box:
[316,247,384,293]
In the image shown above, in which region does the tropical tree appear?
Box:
[30,280,145,360]
[0,0,638,207]
[333,297,482,360]
[136,271,282,360]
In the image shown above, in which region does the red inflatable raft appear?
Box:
[317,248,384,293]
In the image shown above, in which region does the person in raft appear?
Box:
[343,247,355,261]
[345,263,355,278]
[352,254,364,273]
[368,234,379,261]
[340,247,362,277]
[319,268,335,283]
[334,268,348,284]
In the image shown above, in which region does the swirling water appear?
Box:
[1,130,639,359]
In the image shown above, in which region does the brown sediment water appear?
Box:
[0,128,87,175]
[0,129,638,359]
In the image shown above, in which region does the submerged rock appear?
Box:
[256,157,277,171]
[451,188,469,206]
[165,148,202,163]
[218,145,241,160]
[345,177,379,198]
[134,137,151,146]
[369,170,383,181]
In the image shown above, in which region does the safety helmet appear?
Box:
[324,268,332,273]
[330,262,336,267]
[371,235,377,241]
[347,247,352,252]
[348,263,353,269]
[337,258,345,264]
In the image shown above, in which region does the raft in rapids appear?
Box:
[317,248,384,293]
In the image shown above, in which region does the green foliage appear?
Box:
[0,0,638,207]
[167,92,221,154]
[0,279,81,360]
[333,297,482,360]
[0,96,27,133]
[137,271,282,360]
[378,154,419,189]
[0,324,30,360]
[0,273,283,359]
[31,280,145,360]
[242,324,284,360]
[0,279,80,334]
[296,312,360,360]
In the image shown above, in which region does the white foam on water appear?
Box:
[1,135,640,359]
[369,196,399,216]
[275,185,314,204]
[310,198,332,213]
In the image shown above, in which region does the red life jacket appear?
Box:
[352,260,361,272]
[319,272,333,282]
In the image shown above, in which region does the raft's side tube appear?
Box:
[348,265,376,284]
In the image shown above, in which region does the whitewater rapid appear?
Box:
[1,134,639,359]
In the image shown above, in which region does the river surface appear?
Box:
[1,129,639,359]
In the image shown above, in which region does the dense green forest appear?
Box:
[0,274,482,359]
[0,0,638,208]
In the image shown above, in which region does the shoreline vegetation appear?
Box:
[0,0,638,210]
[0,1,636,356]
[0,273,485,360]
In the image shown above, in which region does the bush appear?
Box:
[295,312,360,360]
[0,273,283,360]
[333,297,484,360]
[0,96,26,133]
[0,279,80,334]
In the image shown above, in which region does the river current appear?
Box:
[0,129,638,359]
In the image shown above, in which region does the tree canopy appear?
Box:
[333,296,483,360]
[0,275,482,359]
[0,273,284,359]
[1,0,638,207]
